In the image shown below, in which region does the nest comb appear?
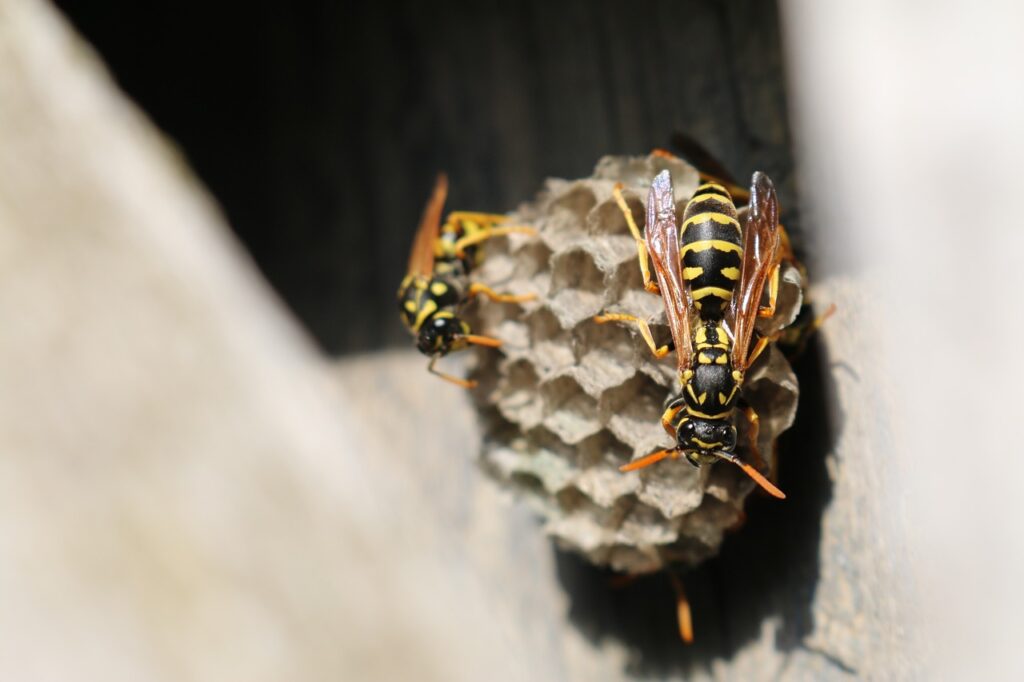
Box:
[468,154,804,574]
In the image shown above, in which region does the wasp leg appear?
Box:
[757,263,781,319]
[787,303,837,360]
[467,282,536,304]
[427,355,477,389]
[594,313,671,359]
[660,402,683,439]
[612,183,661,294]
[667,569,694,644]
[741,405,768,473]
[452,225,537,258]
[744,333,773,370]
[445,211,512,225]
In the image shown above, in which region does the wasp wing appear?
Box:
[645,170,693,372]
[729,172,781,370]
[406,173,449,277]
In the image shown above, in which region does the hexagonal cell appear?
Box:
[546,248,607,328]
[494,359,543,430]
[539,375,602,445]
[549,182,598,217]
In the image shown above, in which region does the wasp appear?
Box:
[398,174,537,388]
[596,169,787,500]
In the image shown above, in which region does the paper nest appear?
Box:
[468,154,803,574]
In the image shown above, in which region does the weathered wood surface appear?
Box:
[0,3,534,679]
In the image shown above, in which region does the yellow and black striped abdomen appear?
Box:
[680,183,743,319]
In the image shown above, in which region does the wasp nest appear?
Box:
[468,154,803,574]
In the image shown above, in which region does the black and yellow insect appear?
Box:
[399,173,536,388]
[596,169,785,499]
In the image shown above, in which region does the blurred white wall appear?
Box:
[783,1,1024,677]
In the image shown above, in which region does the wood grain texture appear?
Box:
[55,0,797,355]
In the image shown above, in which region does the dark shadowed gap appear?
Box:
[54,0,793,355]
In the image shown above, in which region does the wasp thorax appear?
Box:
[416,315,468,356]
[682,356,740,415]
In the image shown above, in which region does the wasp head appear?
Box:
[676,417,737,466]
[416,315,467,356]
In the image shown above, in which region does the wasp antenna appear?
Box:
[619,449,673,472]
[714,451,786,499]
[461,334,502,348]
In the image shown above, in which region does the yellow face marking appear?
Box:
[692,438,722,450]
[689,193,734,205]
[698,352,713,365]
[698,392,707,405]
[430,281,448,296]
[715,354,727,365]
[683,266,705,280]
[413,299,438,332]
[682,212,741,231]
[680,240,743,257]
[720,267,740,280]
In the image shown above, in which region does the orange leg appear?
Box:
[757,263,781,319]
[612,183,660,294]
[427,355,476,389]
[742,406,767,473]
[446,211,512,225]
[744,333,776,370]
[453,225,536,258]
[660,403,682,439]
[594,313,671,359]
[467,282,536,304]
